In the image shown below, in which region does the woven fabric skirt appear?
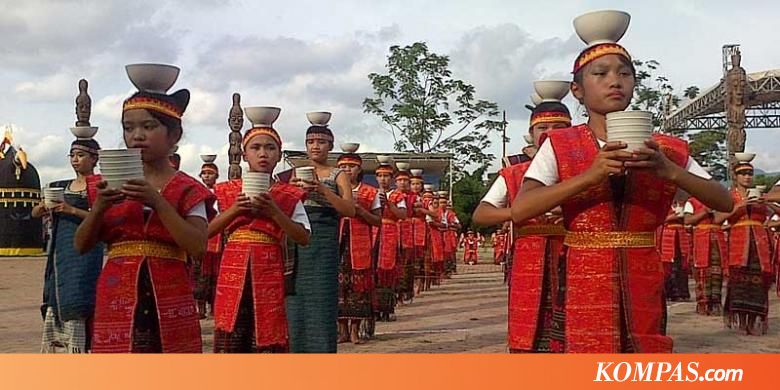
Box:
[724,240,771,335]
[286,207,340,353]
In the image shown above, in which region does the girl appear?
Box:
[34,138,104,353]
[374,164,407,321]
[286,122,355,353]
[510,12,732,353]
[684,197,727,315]
[210,119,310,352]
[74,87,215,353]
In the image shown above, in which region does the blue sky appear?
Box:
[2,0,779,185]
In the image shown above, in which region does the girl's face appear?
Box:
[338,163,361,184]
[305,139,332,162]
[571,54,635,116]
[396,177,411,192]
[736,170,754,188]
[243,135,281,173]
[199,170,218,187]
[376,172,393,189]
[530,121,569,147]
[411,181,423,193]
[69,149,97,175]
[123,109,179,162]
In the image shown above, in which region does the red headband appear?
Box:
[337,155,362,166]
[243,126,282,149]
[573,43,631,74]
[375,165,394,175]
[123,96,183,119]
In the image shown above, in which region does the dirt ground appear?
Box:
[2,250,778,353]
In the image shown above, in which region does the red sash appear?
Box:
[727,190,772,272]
[342,184,379,270]
[377,191,404,286]
[545,124,687,353]
[86,172,215,353]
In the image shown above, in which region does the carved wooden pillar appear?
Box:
[228,92,244,179]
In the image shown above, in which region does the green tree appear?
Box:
[363,42,503,177]
[688,129,728,182]
[754,174,780,188]
[451,167,488,233]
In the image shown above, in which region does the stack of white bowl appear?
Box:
[99,149,144,190]
[43,187,65,208]
[606,111,653,152]
[295,167,316,182]
[242,172,271,197]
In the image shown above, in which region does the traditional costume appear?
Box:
[375,164,407,319]
[686,197,727,315]
[660,205,691,301]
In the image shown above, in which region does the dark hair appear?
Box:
[306,125,334,147]
[573,55,636,84]
[70,139,101,155]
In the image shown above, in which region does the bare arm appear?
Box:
[31,203,48,218]
[154,199,208,260]
[74,183,123,254]
[472,202,511,227]
[357,206,382,227]
[684,210,711,225]
[665,214,683,223]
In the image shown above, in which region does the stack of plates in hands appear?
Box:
[747,188,762,200]
[606,111,653,152]
[99,148,144,190]
[243,172,271,197]
[295,167,316,182]
[43,187,65,208]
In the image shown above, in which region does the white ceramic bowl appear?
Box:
[424,184,434,191]
[533,80,570,102]
[377,155,392,164]
[438,191,448,197]
[70,126,98,139]
[396,162,410,170]
[125,63,180,93]
[573,10,631,46]
[734,152,756,162]
[244,106,281,127]
[606,110,652,120]
[410,169,423,177]
[99,148,142,156]
[747,188,761,199]
[530,92,543,106]
[756,185,767,192]
[295,167,316,181]
[100,166,144,174]
[200,154,217,163]
[306,111,332,126]
[340,143,360,153]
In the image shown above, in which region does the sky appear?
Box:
[2,0,779,185]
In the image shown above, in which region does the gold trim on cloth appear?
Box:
[665,224,684,229]
[0,248,45,256]
[381,218,397,224]
[228,230,276,244]
[107,241,187,262]
[695,224,722,230]
[516,224,566,237]
[733,220,764,228]
[564,231,655,248]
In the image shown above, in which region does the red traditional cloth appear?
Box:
[399,192,417,250]
[212,179,305,349]
[502,160,565,352]
[463,238,479,263]
[727,190,772,272]
[660,218,690,271]
[344,184,379,271]
[377,191,405,287]
[493,233,507,264]
[86,172,216,353]
[444,211,459,258]
[689,198,727,268]
[430,209,446,264]
[543,124,688,353]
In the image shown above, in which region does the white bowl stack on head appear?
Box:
[340,143,359,153]
[245,106,282,128]
[200,154,217,163]
[438,191,448,198]
[410,169,423,177]
[423,184,434,192]
[734,152,756,163]
[99,148,144,190]
[43,187,65,208]
[530,92,543,107]
[70,126,98,140]
[125,63,181,94]
[376,155,392,164]
[396,162,410,171]
[605,110,654,152]
[243,172,271,198]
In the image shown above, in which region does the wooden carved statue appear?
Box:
[228,92,244,180]
[75,79,91,127]
[724,50,747,168]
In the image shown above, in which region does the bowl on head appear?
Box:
[306,111,332,126]
[410,169,423,177]
[244,106,281,127]
[340,143,360,153]
[530,92,543,107]
[734,152,756,163]
[377,155,392,164]
[200,154,217,163]
[125,63,180,94]
[70,126,98,139]
[533,80,571,102]
[396,162,410,171]
[573,10,631,46]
